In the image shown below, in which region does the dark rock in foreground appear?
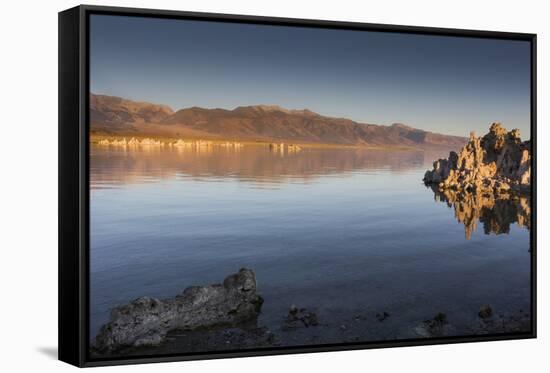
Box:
[93,268,264,352]
[424,123,531,195]
[474,313,531,335]
[414,313,453,338]
[93,324,279,358]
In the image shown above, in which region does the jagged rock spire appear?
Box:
[424,123,531,195]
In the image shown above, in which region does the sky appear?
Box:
[90,14,531,138]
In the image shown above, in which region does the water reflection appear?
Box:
[90,145,445,189]
[428,186,531,240]
[90,143,531,345]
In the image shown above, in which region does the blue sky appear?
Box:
[90,15,531,138]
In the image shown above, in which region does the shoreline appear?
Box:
[90,269,531,358]
[91,305,530,358]
[89,134,449,152]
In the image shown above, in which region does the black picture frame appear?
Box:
[59,4,537,367]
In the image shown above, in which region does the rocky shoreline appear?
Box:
[91,268,531,357]
[423,123,531,196]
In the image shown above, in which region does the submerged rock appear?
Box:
[414,313,451,338]
[376,311,390,322]
[93,268,264,352]
[164,326,279,353]
[478,305,493,319]
[283,306,319,329]
[424,123,531,195]
[472,306,530,335]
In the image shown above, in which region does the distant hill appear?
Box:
[90,94,467,149]
[90,94,174,133]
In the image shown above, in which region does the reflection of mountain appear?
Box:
[90,146,440,189]
[91,94,466,149]
[428,186,531,240]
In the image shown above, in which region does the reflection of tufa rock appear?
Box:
[424,123,531,195]
[93,268,264,352]
[429,185,531,239]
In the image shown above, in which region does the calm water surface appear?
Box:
[90,145,531,343]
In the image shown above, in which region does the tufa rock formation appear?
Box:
[424,123,531,195]
[93,268,264,353]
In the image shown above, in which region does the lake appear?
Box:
[89,144,531,352]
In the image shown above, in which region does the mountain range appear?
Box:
[90,94,467,149]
